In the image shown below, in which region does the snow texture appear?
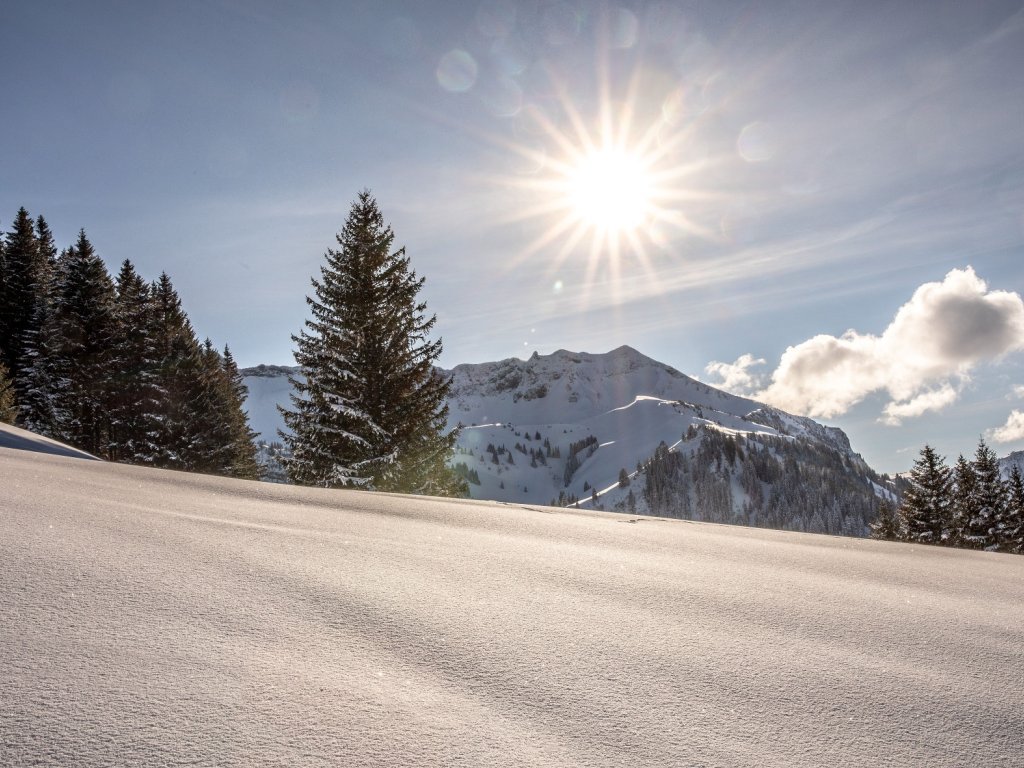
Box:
[2,436,1023,767]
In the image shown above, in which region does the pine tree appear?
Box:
[0,361,17,423]
[898,445,952,545]
[1,208,50,390]
[965,438,1005,550]
[1003,465,1024,554]
[280,191,464,496]
[45,231,117,456]
[107,260,161,462]
[219,346,260,479]
[149,272,202,469]
[949,454,977,548]
[869,497,900,541]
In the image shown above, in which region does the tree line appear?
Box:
[0,207,258,477]
[872,439,1024,554]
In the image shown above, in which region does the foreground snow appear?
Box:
[2,443,1022,766]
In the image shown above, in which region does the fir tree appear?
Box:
[108,260,161,462]
[1,208,50,390]
[949,454,977,548]
[869,498,900,541]
[898,445,952,545]
[1003,465,1024,554]
[45,231,117,455]
[965,438,1005,550]
[220,346,260,479]
[149,272,202,468]
[280,191,464,496]
[0,361,17,423]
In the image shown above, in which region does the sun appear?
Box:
[566,147,653,233]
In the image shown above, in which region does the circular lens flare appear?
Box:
[568,148,651,232]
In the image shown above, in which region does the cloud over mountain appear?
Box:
[751,268,1024,423]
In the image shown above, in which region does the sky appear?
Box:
[3,0,1024,474]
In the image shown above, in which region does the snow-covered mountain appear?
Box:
[1000,450,1024,479]
[241,346,887,536]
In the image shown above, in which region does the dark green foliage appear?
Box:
[3,208,256,478]
[949,454,977,548]
[618,467,630,487]
[0,362,16,423]
[898,445,952,545]
[107,260,161,462]
[0,209,46,381]
[281,191,464,496]
[640,427,878,534]
[965,438,1006,550]
[870,498,901,541]
[44,231,118,455]
[1003,466,1024,554]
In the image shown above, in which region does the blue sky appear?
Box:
[3,0,1024,473]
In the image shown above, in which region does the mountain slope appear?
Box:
[3,444,1023,767]
[242,346,887,536]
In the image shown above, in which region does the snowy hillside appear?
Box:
[242,346,887,536]
[3,439,1023,767]
[999,450,1024,479]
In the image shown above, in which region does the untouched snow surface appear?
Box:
[3,442,1023,765]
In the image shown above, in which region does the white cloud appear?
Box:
[988,410,1024,444]
[1013,384,1024,399]
[755,267,1024,423]
[879,384,959,426]
[704,353,766,395]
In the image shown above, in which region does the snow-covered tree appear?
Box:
[949,454,977,548]
[0,208,51,393]
[964,438,1005,550]
[898,445,952,545]
[280,191,464,495]
[107,260,161,462]
[44,231,118,456]
[1003,465,1024,554]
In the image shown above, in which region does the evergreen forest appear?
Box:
[0,207,258,478]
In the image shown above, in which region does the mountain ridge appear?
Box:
[242,346,887,536]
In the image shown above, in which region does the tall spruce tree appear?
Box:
[221,346,260,479]
[281,190,464,495]
[898,445,952,545]
[108,260,161,462]
[965,438,1005,550]
[950,454,978,548]
[149,272,203,469]
[45,231,117,456]
[1,208,50,389]
[1003,464,1024,554]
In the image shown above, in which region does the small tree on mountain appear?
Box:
[280,190,464,495]
[898,445,952,545]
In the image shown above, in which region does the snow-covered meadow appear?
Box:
[2,423,1022,766]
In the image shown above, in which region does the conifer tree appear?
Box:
[950,454,978,548]
[281,190,464,495]
[45,231,117,455]
[898,445,952,545]
[0,208,50,388]
[870,498,900,541]
[108,260,161,462]
[965,438,1005,550]
[221,346,260,479]
[1003,465,1024,554]
[149,272,202,468]
[0,361,17,423]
